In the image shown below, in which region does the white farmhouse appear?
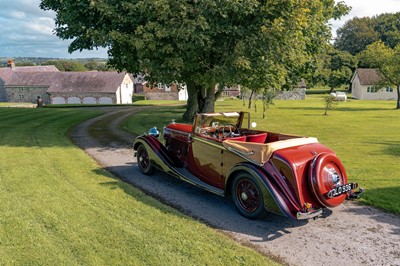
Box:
[351,68,397,100]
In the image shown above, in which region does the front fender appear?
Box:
[134,135,183,170]
[226,163,293,218]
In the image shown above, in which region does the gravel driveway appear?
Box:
[70,107,400,266]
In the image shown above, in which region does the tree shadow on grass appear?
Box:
[366,141,400,157]
[277,106,393,112]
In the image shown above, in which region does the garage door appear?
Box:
[99,97,113,104]
[67,97,81,104]
[52,97,65,104]
[83,97,96,104]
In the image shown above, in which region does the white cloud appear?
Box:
[0,0,108,58]
[10,11,26,19]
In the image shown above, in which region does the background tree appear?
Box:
[334,17,379,55]
[326,48,357,91]
[335,13,400,56]
[374,13,400,49]
[358,41,400,109]
[41,0,348,121]
[15,61,35,66]
[42,60,87,71]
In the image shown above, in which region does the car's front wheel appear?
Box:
[231,172,265,219]
[137,144,155,175]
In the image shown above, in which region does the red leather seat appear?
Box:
[246,133,267,143]
[227,136,247,142]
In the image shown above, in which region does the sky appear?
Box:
[1,0,400,59]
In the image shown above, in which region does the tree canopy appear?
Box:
[41,0,348,120]
[314,46,356,91]
[334,12,400,55]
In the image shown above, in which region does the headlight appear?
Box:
[148,127,160,138]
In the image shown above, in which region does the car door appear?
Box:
[187,136,225,189]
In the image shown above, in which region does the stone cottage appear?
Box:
[0,60,59,102]
[0,60,133,104]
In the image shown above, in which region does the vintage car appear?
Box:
[133,111,363,220]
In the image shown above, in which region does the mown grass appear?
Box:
[126,97,400,215]
[0,107,278,265]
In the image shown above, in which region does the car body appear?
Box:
[133,111,363,220]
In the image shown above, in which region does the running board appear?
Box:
[171,167,225,197]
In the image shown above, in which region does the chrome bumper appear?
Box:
[347,187,364,200]
[296,208,323,220]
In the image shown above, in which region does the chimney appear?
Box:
[7,59,15,70]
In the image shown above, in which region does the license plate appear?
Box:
[327,183,358,198]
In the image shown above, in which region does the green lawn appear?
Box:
[126,97,400,215]
[0,107,277,265]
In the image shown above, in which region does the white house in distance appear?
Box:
[47,72,133,104]
[351,68,397,100]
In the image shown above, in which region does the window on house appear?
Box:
[386,87,393,92]
[223,91,230,96]
[19,94,24,99]
[165,84,171,92]
[367,86,378,93]
[158,83,163,90]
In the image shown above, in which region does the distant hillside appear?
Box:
[0,57,107,67]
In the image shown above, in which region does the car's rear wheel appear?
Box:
[231,172,265,219]
[137,144,154,175]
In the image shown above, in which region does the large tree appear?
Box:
[318,46,356,91]
[41,0,348,121]
[358,41,400,109]
[334,17,379,55]
[335,13,400,56]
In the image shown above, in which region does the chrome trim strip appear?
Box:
[226,147,263,166]
[165,128,191,137]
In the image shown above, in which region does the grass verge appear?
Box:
[126,97,400,215]
[0,107,277,265]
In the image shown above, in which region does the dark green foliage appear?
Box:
[40,0,349,120]
[132,94,145,102]
[335,12,400,55]
[42,60,87,71]
[311,45,356,91]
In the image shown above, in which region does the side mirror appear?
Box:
[251,122,257,128]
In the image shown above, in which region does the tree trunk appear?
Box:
[200,85,215,113]
[182,81,199,122]
[248,90,254,109]
[397,84,400,109]
[182,82,216,121]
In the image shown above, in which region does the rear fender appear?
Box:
[226,163,293,218]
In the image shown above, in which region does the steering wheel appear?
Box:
[218,124,240,138]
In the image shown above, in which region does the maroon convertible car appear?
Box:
[133,111,363,220]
